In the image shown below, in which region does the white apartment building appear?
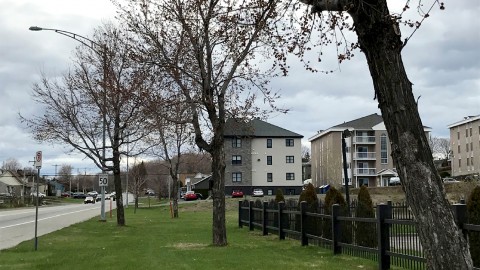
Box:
[448,115,480,178]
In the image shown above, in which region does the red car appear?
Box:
[183,191,197,201]
[231,190,244,198]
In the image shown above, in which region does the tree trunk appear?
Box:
[348,1,472,269]
[113,167,125,226]
[113,137,125,226]
[172,176,179,218]
[211,140,227,246]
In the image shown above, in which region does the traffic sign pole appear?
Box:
[99,174,108,222]
[34,151,42,251]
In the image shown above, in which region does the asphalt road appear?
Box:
[0,200,117,251]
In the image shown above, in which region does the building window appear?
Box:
[458,145,461,154]
[267,156,272,165]
[471,142,473,151]
[457,131,460,140]
[267,189,273,196]
[467,158,470,166]
[286,139,294,147]
[267,139,272,148]
[286,156,294,163]
[232,172,242,182]
[466,144,469,152]
[286,173,295,180]
[267,173,273,182]
[470,127,473,137]
[459,159,462,168]
[472,157,475,166]
[232,138,241,148]
[232,155,242,165]
[381,134,388,164]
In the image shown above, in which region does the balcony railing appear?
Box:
[355,168,376,176]
[354,152,376,160]
[354,136,376,143]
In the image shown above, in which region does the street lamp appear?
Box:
[29,26,108,221]
[341,129,351,215]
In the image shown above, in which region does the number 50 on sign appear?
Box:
[99,174,108,187]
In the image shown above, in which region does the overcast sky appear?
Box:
[1,0,479,176]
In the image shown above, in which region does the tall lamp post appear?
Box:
[341,129,351,215]
[29,26,108,221]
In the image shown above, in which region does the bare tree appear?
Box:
[301,145,311,162]
[129,160,148,213]
[58,164,74,192]
[145,99,193,218]
[293,1,472,268]
[116,0,286,245]
[22,23,154,226]
[2,158,22,172]
[429,136,450,162]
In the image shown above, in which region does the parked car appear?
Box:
[61,192,71,197]
[84,196,95,204]
[389,177,401,186]
[232,190,244,198]
[252,189,264,197]
[183,191,197,201]
[195,193,204,200]
[87,191,98,197]
[443,177,460,183]
[30,192,46,197]
[73,192,87,199]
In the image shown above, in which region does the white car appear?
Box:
[252,189,264,197]
[30,192,46,197]
[88,191,98,196]
[389,177,401,186]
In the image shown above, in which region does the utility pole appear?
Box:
[52,164,59,179]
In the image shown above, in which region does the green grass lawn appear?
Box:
[0,200,380,270]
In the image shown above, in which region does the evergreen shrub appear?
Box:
[355,185,377,247]
[467,186,480,267]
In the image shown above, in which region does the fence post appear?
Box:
[377,203,391,270]
[239,201,243,228]
[452,203,468,239]
[332,204,341,254]
[249,200,254,231]
[278,201,285,240]
[300,201,308,246]
[262,201,268,236]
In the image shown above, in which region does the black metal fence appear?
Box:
[238,199,480,270]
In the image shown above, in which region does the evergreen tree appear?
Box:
[355,185,377,247]
[275,188,285,203]
[467,186,480,267]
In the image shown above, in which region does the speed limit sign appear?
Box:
[99,174,108,187]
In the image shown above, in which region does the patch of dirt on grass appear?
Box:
[170,243,208,250]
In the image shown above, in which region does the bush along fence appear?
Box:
[238,199,480,270]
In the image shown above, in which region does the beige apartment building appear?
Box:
[448,115,480,178]
[309,113,431,188]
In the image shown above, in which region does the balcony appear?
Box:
[354,136,376,144]
[355,168,376,176]
[354,152,376,160]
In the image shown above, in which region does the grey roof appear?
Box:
[332,113,384,130]
[224,118,303,138]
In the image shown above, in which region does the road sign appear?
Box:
[99,174,108,187]
[35,151,42,169]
